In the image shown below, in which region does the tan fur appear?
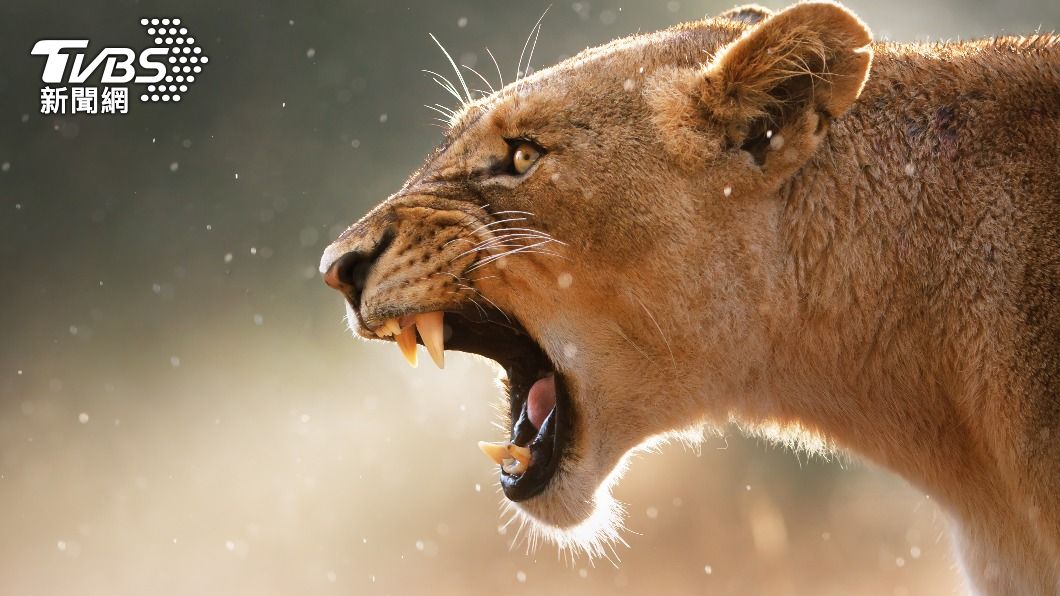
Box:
[322,3,1060,593]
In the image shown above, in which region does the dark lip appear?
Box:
[403,305,572,502]
[500,372,571,501]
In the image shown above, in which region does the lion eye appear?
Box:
[511,142,541,175]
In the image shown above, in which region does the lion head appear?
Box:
[321,1,872,552]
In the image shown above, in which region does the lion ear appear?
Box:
[716,4,773,26]
[699,1,872,163]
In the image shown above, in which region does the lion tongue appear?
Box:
[527,375,556,430]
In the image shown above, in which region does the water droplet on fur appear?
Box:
[723,186,733,197]
[563,343,578,360]
[557,272,573,288]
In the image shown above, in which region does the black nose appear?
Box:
[323,249,374,306]
[321,228,394,306]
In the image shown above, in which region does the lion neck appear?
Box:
[733,43,1058,591]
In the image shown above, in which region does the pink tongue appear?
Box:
[527,375,557,430]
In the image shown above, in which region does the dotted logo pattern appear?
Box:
[138,18,208,103]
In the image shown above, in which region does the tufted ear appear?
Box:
[700,1,872,170]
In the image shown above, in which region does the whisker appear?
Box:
[429,33,472,104]
[450,231,552,262]
[490,210,535,217]
[422,70,464,104]
[525,9,547,78]
[516,8,550,81]
[487,227,568,245]
[612,323,651,362]
[467,240,561,272]
[634,294,677,372]
[462,64,496,94]
[425,103,456,118]
[486,47,505,89]
[465,216,529,236]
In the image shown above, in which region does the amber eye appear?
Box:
[511,142,541,175]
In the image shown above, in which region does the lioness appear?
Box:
[320,2,1059,593]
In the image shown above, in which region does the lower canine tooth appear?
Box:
[395,324,418,368]
[415,312,445,369]
[478,441,508,465]
[503,458,528,475]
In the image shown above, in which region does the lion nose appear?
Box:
[320,227,394,306]
[322,248,374,306]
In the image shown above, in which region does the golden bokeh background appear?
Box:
[1,0,1055,594]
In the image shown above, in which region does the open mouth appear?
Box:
[370,308,572,502]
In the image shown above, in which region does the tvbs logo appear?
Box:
[31,18,208,115]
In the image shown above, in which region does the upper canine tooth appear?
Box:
[507,444,531,467]
[415,311,445,369]
[478,441,508,466]
[395,324,418,368]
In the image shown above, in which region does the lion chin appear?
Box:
[320,1,1060,593]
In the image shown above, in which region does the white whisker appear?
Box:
[422,70,464,104]
[486,47,505,89]
[429,33,471,104]
[516,8,550,81]
[462,64,496,94]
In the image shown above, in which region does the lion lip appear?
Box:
[500,373,570,502]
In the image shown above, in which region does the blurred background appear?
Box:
[1,1,1055,594]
